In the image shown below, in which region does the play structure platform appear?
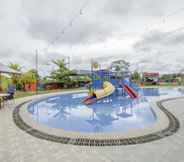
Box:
[83,81,115,105]
[83,68,139,105]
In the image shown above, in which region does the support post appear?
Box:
[35,50,38,95]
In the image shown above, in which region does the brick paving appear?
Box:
[0,94,184,162]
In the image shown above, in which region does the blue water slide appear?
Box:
[110,79,119,88]
[91,80,103,89]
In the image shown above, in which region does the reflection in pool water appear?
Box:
[27,88,184,133]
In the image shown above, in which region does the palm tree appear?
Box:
[9,63,22,86]
[9,63,22,72]
[50,59,77,87]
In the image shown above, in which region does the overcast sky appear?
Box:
[1,0,184,75]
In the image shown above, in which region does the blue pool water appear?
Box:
[27,88,184,133]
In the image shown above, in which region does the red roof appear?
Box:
[143,72,159,77]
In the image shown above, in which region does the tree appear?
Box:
[21,69,37,84]
[9,63,22,89]
[9,63,22,72]
[110,60,130,78]
[50,59,75,84]
[160,74,174,82]
[131,71,141,82]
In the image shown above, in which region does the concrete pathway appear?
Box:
[0,95,184,162]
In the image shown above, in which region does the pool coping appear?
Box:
[13,91,180,146]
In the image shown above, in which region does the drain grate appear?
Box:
[13,98,180,146]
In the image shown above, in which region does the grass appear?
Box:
[14,88,85,99]
[142,84,183,88]
[11,84,184,99]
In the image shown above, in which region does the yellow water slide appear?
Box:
[93,81,115,99]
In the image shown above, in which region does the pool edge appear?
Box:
[13,96,181,146]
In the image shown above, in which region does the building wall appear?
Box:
[25,83,36,91]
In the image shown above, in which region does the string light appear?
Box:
[40,0,90,54]
[145,7,184,34]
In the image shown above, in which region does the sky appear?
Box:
[1,0,184,75]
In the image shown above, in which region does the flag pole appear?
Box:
[35,50,38,95]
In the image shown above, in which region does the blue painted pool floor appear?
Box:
[28,88,184,133]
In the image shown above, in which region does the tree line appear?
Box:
[7,59,91,90]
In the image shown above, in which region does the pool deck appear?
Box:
[1,92,184,162]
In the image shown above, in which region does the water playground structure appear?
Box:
[83,62,139,105]
[14,60,182,146]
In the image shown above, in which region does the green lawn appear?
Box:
[9,83,184,100]
[142,84,183,88]
[14,88,84,99]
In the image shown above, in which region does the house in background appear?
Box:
[143,72,160,85]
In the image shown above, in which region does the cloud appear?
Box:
[132,28,184,73]
[26,18,113,45]
[134,28,184,51]
[103,0,173,18]
[1,0,184,75]
[22,0,114,45]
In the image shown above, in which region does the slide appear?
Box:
[123,84,138,98]
[83,81,115,105]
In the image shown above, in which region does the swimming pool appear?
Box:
[27,88,184,133]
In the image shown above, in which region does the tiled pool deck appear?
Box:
[1,91,184,162]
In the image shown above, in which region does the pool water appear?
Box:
[27,88,184,133]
